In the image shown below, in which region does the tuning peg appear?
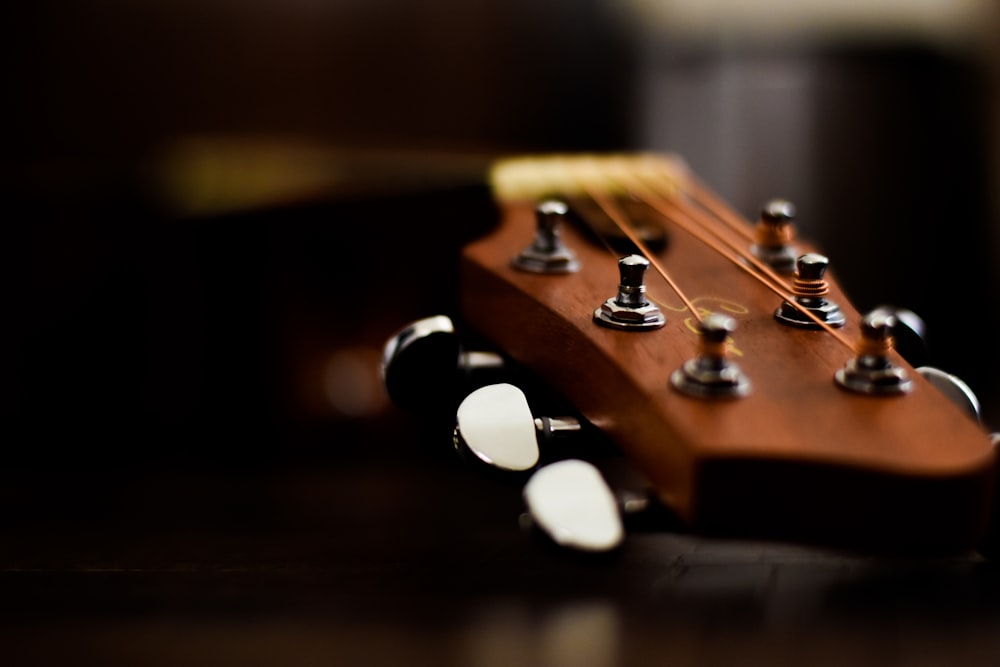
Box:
[751,198,799,274]
[512,199,580,274]
[453,383,581,473]
[522,459,625,553]
[594,254,666,330]
[867,308,976,418]
[873,305,929,367]
[774,253,846,328]
[671,313,751,399]
[916,367,982,422]
[381,315,505,411]
[836,308,914,395]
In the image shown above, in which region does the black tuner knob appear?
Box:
[453,383,581,473]
[381,315,505,412]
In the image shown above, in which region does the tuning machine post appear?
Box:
[751,199,799,274]
[512,199,580,274]
[774,253,846,329]
[835,309,913,396]
[594,254,666,330]
[671,313,751,399]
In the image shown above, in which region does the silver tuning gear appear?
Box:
[453,383,580,473]
[512,200,580,274]
[671,313,751,399]
[594,254,666,330]
[774,253,846,329]
[751,199,799,274]
[381,315,504,411]
[835,308,913,396]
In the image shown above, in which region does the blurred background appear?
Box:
[5,0,1000,448]
[5,1,1000,664]
[6,0,1000,446]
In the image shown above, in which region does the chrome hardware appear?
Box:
[671,313,751,399]
[774,253,846,328]
[835,309,913,396]
[512,200,580,274]
[594,254,666,330]
[751,198,798,274]
[381,315,504,410]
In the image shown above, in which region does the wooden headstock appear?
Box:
[459,154,995,554]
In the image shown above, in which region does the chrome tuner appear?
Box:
[453,383,580,473]
[594,254,666,330]
[835,309,913,396]
[775,253,846,328]
[751,198,798,274]
[671,313,751,399]
[522,459,625,553]
[512,199,580,274]
[381,315,504,411]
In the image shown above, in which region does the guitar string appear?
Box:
[546,158,639,263]
[683,170,756,243]
[576,161,855,350]
[526,155,854,352]
[615,160,856,351]
[572,159,705,326]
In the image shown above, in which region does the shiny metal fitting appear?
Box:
[671,313,751,399]
[774,253,846,329]
[835,309,913,396]
[751,198,798,274]
[512,200,580,274]
[594,255,666,330]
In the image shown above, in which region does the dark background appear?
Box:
[4,1,1000,664]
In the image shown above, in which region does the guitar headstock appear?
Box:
[458,153,995,554]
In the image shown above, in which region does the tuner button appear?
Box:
[512,199,580,274]
[593,255,666,330]
[916,367,982,422]
[835,309,913,396]
[671,313,750,399]
[453,383,581,473]
[523,459,624,552]
[774,253,846,329]
[751,198,798,274]
[381,315,504,411]
[454,383,540,472]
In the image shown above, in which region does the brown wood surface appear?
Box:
[461,160,995,554]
